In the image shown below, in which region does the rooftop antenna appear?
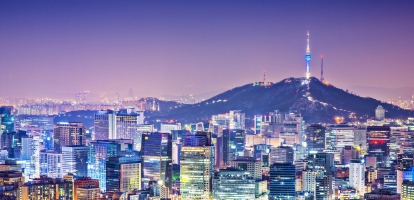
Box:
[263,70,266,83]
[320,55,324,82]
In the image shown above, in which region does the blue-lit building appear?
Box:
[88,139,133,192]
[222,129,245,166]
[0,106,14,134]
[62,145,88,178]
[141,132,172,191]
[269,163,296,199]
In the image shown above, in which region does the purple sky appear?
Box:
[1,0,414,100]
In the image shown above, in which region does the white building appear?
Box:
[349,159,365,196]
[160,123,181,134]
[212,110,245,130]
[40,151,63,178]
[375,105,386,121]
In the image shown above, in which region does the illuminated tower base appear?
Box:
[306,72,310,79]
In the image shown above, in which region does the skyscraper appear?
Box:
[0,106,14,134]
[62,145,88,177]
[93,110,116,140]
[141,132,172,191]
[53,122,86,153]
[304,124,325,152]
[180,132,215,200]
[269,163,296,199]
[88,139,133,192]
[106,155,141,193]
[222,129,245,166]
[349,159,365,197]
[270,146,294,164]
[367,126,390,167]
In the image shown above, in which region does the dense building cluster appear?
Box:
[1,105,414,199]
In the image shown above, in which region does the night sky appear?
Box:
[1,0,414,100]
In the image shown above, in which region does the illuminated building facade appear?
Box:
[0,106,14,133]
[106,155,141,193]
[141,132,172,191]
[62,145,88,177]
[269,163,296,199]
[93,110,116,140]
[304,124,325,152]
[375,105,386,121]
[402,180,414,200]
[212,169,255,199]
[53,122,86,153]
[349,159,365,196]
[40,151,63,178]
[270,146,294,164]
[367,126,390,167]
[222,129,245,166]
[76,185,101,200]
[18,176,73,200]
[211,110,245,130]
[73,177,99,200]
[88,139,133,192]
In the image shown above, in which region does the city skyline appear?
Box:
[1,1,414,100]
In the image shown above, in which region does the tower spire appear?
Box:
[305,31,311,79]
[263,70,266,83]
[320,55,324,82]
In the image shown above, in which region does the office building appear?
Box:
[270,146,294,164]
[402,180,414,200]
[230,157,262,180]
[212,110,245,130]
[307,152,334,175]
[325,124,354,152]
[0,170,24,198]
[269,163,296,199]
[367,126,390,167]
[18,176,73,200]
[73,177,99,200]
[160,123,181,134]
[0,106,14,133]
[315,174,333,200]
[88,139,133,192]
[94,110,116,140]
[141,132,172,191]
[21,136,41,180]
[212,168,255,199]
[76,185,101,200]
[106,155,141,193]
[62,145,88,177]
[222,129,245,165]
[40,151,63,178]
[341,146,359,165]
[180,132,215,200]
[304,124,325,152]
[349,159,365,196]
[375,105,386,121]
[53,122,86,153]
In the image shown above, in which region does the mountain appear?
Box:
[346,85,414,102]
[148,77,414,123]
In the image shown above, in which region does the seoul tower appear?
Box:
[305,31,311,79]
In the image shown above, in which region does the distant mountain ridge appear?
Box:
[149,77,414,123]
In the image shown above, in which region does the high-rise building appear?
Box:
[62,145,88,177]
[280,112,304,146]
[180,132,215,200]
[73,177,99,200]
[106,155,141,193]
[40,151,64,178]
[341,146,360,165]
[304,124,325,151]
[269,163,296,199]
[402,180,414,200]
[367,126,390,167]
[230,157,262,181]
[93,110,116,140]
[325,124,354,151]
[21,136,41,179]
[18,176,73,200]
[315,174,333,200]
[270,146,294,164]
[212,168,255,199]
[211,110,245,130]
[53,122,86,153]
[141,132,172,191]
[0,170,24,198]
[349,159,365,196]
[222,129,245,166]
[307,152,334,175]
[88,139,133,192]
[0,106,14,134]
[375,105,386,121]
[76,185,101,200]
